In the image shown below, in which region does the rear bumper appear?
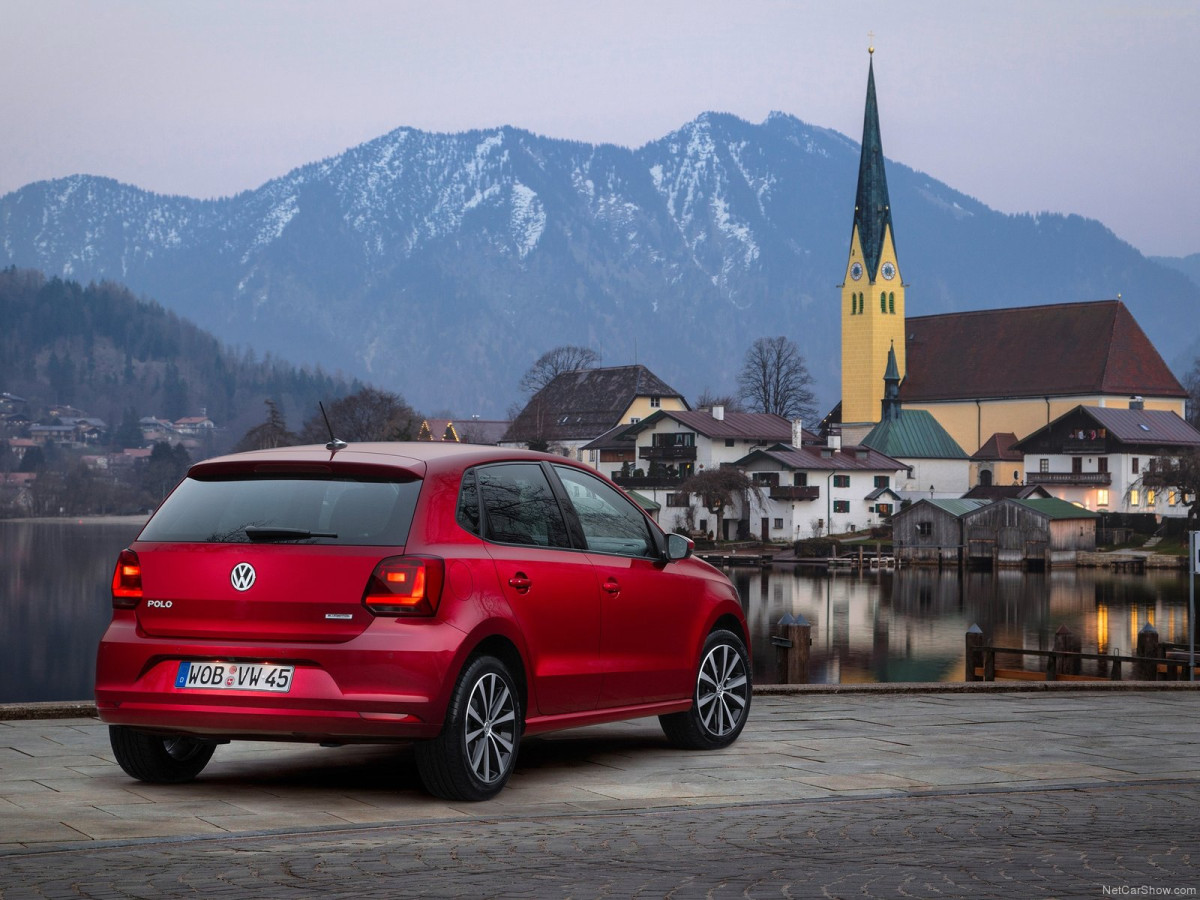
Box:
[95,616,461,742]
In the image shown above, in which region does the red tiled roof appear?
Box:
[970,432,1021,462]
[900,300,1186,403]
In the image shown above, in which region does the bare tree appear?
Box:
[300,388,420,443]
[519,346,600,395]
[1143,449,1200,529]
[736,336,816,421]
[680,467,764,543]
[694,389,743,412]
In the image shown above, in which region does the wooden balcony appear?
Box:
[1027,472,1112,486]
[769,485,821,501]
[639,445,697,461]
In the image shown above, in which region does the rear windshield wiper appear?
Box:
[244,526,338,542]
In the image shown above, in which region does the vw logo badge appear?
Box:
[230,562,256,592]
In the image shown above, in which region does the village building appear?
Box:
[735,437,906,540]
[503,364,688,465]
[835,52,1188,461]
[960,498,1099,568]
[1013,402,1200,518]
[892,498,991,566]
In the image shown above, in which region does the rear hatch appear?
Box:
[131,465,422,643]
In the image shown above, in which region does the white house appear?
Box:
[1014,404,1200,517]
[735,439,907,539]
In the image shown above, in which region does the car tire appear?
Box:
[108,725,216,784]
[415,655,522,801]
[660,629,751,750]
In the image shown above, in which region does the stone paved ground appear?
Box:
[2,689,1199,898]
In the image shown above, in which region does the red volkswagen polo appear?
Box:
[95,442,751,800]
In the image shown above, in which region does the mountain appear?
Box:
[0,267,357,449]
[2,112,1197,417]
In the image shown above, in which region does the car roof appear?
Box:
[188,441,580,479]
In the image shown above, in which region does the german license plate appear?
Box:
[175,661,293,693]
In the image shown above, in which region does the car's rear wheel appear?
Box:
[108,725,216,783]
[660,629,751,750]
[415,655,522,801]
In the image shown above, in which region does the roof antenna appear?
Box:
[319,402,347,452]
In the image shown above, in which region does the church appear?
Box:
[834,49,1189,494]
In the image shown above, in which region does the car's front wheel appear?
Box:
[415,655,522,801]
[108,725,216,783]
[660,628,751,750]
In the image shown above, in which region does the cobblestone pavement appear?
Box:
[3,782,1198,898]
[3,689,1199,898]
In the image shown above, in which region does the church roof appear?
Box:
[899,300,1187,403]
[853,56,894,282]
[861,408,968,459]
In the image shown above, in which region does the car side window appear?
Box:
[456,469,481,535]
[476,463,571,548]
[552,465,656,558]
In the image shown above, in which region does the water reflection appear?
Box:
[1,518,1194,701]
[730,566,1195,686]
[1,519,143,703]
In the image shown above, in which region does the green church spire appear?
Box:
[853,54,894,282]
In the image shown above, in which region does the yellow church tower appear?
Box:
[840,49,906,442]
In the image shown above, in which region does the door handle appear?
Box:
[508,573,532,593]
[601,578,620,595]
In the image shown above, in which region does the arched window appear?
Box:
[979,469,993,487]
[888,292,895,314]
[880,292,887,314]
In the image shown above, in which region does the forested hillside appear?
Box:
[0,266,358,447]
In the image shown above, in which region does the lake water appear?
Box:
[1,519,1195,701]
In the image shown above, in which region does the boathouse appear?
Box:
[960,498,1099,568]
[892,498,990,565]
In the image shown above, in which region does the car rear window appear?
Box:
[138,475,421,546]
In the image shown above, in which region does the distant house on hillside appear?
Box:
[503,365,688,464]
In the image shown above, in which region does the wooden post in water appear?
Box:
[1136,623,1160,680]
[771,614,811,684]
[965,624,984,681]
[1054,625,1082,676]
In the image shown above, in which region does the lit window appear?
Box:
[1130,489,1139,506]
[1147,489,1156,506]
[1097,489,1109,507]
[1169,491,1178,506]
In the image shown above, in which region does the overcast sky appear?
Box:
[3,0,1197,257]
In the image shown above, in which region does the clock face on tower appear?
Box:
[881,261,896,280]
[850,262,863,281]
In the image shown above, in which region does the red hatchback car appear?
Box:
[95,442,751,800]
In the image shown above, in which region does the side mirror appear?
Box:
[665,532,694,562]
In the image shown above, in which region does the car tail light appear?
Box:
[362,556,444,617]
[111,549,142,608]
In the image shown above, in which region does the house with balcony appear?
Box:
[1013,403,1200,517]
[597,407,814,539]
[503,365,688,465]
[735,437,907,540]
